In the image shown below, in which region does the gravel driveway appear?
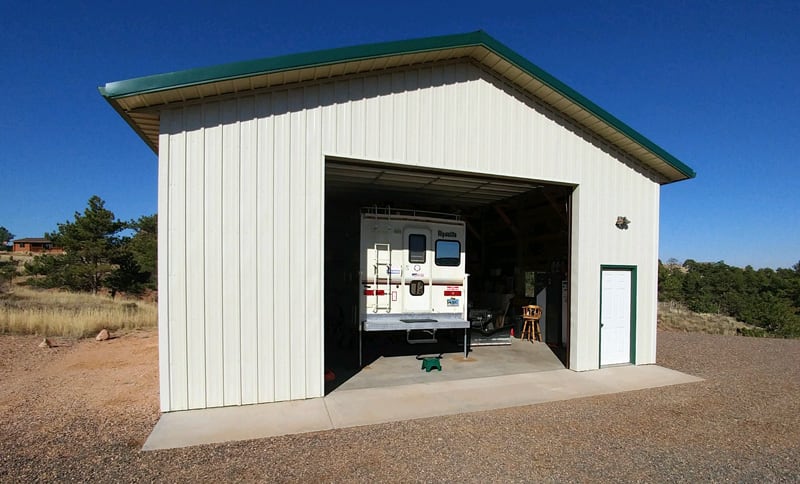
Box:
[1,330,798,482]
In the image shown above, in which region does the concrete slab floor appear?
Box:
[338,340,565,391]
[143,360,703,451]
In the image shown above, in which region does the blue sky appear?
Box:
[1,1,797,269]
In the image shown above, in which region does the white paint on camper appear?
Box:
[157,60,661,411]
[359,211,467,320]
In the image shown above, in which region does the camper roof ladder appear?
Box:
[373,243,391,313]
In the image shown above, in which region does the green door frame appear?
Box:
[598,265,637,366]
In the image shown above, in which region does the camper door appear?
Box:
[403,228,432,313]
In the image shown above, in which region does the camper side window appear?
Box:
[435,240,461,266]
[408,234,426,263]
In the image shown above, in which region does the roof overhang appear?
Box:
[100,30,695,184]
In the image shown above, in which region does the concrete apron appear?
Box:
[142,364,703,451]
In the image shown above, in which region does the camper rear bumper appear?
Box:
[359,313,470,365]
[362,313,470,331]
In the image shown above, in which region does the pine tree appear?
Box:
[46,196,126,294]
[0,226,14,247]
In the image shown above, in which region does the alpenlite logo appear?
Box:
[437,230,457,238]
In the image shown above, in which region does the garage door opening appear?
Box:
[323,158,573,393]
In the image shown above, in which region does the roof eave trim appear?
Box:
[100,31,489,99]
[99,87,158,153]
[99,30,695,180]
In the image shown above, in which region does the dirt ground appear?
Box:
[0,331,160,480]
[1,330,798,482]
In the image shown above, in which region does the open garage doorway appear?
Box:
[323,158,573,393]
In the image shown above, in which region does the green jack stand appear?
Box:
[421,357,442,372]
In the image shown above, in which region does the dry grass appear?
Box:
[0,285,156,338]
[658,300,756,335]
[0,269,757,339]
[0,252,34,262]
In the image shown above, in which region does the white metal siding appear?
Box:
[156,120,171,412]
[203,102,224,407]
[158,60,661,411]
[255,95,275,403]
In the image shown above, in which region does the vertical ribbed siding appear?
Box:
[156,118,171,412]
[166,109,188,411]
[255,93,275,403]
[288,88,307,400]
[637,181,660,365]
[203,102,224,407]
[304,85,324,399]
[220,99,241,406]
[158,59,662,410]
[239,97,258,405]
[184,105,206,409]
[160,89,326,410]
[271,90,291,402]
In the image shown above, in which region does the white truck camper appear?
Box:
[359,208,470,365]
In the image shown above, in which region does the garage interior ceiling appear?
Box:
[326,160,546,208]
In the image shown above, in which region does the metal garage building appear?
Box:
[100,31,695,412]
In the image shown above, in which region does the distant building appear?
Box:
[12,238,64,254]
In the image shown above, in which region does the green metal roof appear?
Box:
[100,31,486,98]
[100,30,695,181]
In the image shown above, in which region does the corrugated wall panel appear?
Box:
[159,59,663,410]
[456,64,476,170]
[473,74,490,172]
[378,73,393,161]
[304,84,324,398]
[288,88,307,400]
[271,90,292,402]
[404,70,420,164]
[255,93,276,403]
[363,77,379,158]
[203,102,224,408]
[239,97,259,405]
[644,184,660,364]
[184,104,206,409]
[441,64,457,169]
[417,68,433,166]
[319,83,335,152]
[392,71,407,163]
[432,65,446,166]
[350,78,366,158]
[157,118,171,412]
[166,109,188,410]
[221,99,242,406]
[335,81,351,155]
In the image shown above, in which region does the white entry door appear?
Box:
[403,228,432,313]
[600,268,633,366]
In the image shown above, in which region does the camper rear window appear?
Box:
[435,240,461,266]
[408,234,426,263]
